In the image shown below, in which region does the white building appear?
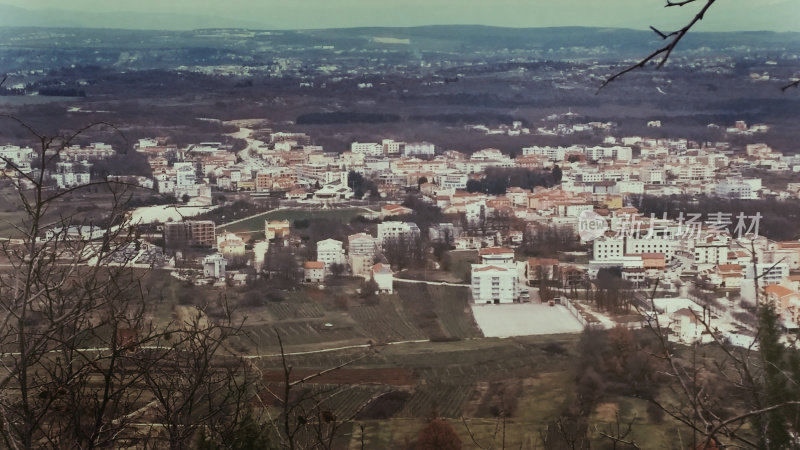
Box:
[640,167,664,185]
[371,263,394,293]
[593,235,678,261]
[626,237,679,260]
[317,238,346,272]
[203,253,227,279]
[436,173,468,190]
[53,162,90,188]
[694,236,730,265]
[351,142,383,156]
[465,200,492,225]
[593,236,625,260]
[377,221,420,247]
[715,178,761,200]
[382,139,405,156]
[253,241,270,271]
[0,145,34,166]
[348,233,378,257]
[404,142,435,157]
[471,264,518,304]
[303,261,325,283]
[175,165,197,188]
[479,247,515,265]
[746,262,789,285]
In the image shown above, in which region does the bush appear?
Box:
[266,290,285,302]
[241,291,265,307]
[542,341,567,356]
[356,391,412,420]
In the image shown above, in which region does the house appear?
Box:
[371,263,394,293]
[203,253,227,279]
[303,261,325,283]
[716,264,743,289]
[380,204,413,219]
[317,239,346,272]
[764,284,800,328]
[285,188,310,201]
[471,264,518,304]
[561,265,586,288]
[216,233,246,259]
[228,272,249,286]
[528,257,560,284]
[669,307,712,344]
[265,220,291,240]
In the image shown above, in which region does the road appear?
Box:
[393,277,470,288]
[0,339,436,360]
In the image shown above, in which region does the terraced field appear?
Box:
[265,301,326,320]
[349,299,427,343]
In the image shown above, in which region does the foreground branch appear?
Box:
[598,0,717,92]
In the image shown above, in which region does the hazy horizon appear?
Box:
[1,0,798,32]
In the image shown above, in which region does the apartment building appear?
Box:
[377,221,420,246]
[164,220,216,248]
[317,239,346,271]
[471,264,518,304]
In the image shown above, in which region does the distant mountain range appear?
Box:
[0,4,271,30]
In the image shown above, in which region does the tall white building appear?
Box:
[317,239,346,271]
[471,264,518,304]
[382,139,405,156]
[640,167,664,184]
[377,221,420,247]
[403,142,435,157]
[694,236,730,265]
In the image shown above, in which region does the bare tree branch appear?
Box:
[782,79,800,92]
[598,0,717,92]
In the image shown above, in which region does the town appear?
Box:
[1,12,800,448]
[3,112,798,347]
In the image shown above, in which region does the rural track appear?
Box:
[392,277,469,287]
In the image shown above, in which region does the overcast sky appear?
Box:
[3,0,799,32]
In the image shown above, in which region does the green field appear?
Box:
[218,207,375,233]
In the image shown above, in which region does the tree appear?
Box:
[348,170,378,199]
[328,262,345,277]
[196,408,275,450]
[0,117,257,449]
[266,331,377,450]
[415,418,462,450]
[551,164,563,184]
